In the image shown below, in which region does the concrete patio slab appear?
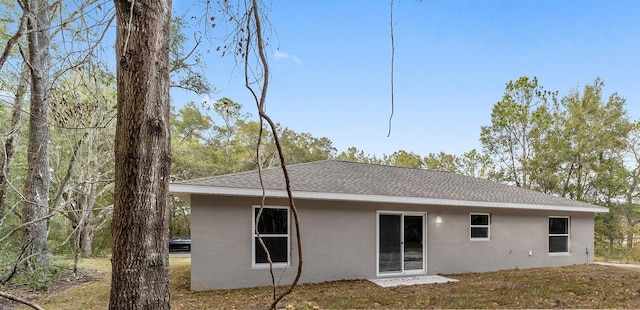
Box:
[369,275,458,288]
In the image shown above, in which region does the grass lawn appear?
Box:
[16,258,640,309]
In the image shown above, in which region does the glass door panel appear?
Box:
[403,215,424,271]
[378,214,402,273]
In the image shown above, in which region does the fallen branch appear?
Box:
[0,290,45,310]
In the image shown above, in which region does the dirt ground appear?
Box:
[2,259,640,309]
[0,268,103,310]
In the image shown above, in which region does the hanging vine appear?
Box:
[214,0,303,308]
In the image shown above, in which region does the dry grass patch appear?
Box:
[10,259,640,309]
[169,263,640,309]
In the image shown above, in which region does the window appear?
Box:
[252,206,289,267]
[470,213,490,240]
[549,217,569,253]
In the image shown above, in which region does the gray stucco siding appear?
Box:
[427,210,594,274]
[190,195,380,290]
[189,194,595,291]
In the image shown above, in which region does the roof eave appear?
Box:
[169,184,609,213]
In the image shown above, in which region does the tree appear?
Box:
[527,99,566,194]
[0,1,27,222]
[0,63,28,223]
[169,15,212,95]
[48,65,117,259]
[335,147,383,164]
[384,150,423,168]
[459,149,494,179]
[212,97,248,172]
[480,76,555,189]
[423,151,460,172]
[0,1,111,291]
[20,0,52,271]
[279,129,336,164]
[170,103,221,179]
[558,78,632,202]
[595,204,623,251]
[109,0,172,308]
[620,121,640,249]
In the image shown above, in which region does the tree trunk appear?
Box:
[625,214,636,250]
[0,63,28,223]
[608,236,613,251]
[109,0,172,309]
[80,219,94,257]
[20,0,51,270]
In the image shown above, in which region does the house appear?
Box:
[169,160,608,291]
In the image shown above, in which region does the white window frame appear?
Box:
[252,205,290,269]
[548,216,570,255]
[470,213,491,240]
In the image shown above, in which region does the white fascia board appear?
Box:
[169,184,609,213]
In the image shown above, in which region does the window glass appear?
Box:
[549,236,569,253]
[379,214,402,272]
[255,208,288,234]
[471,227,489,238]
[548,217,569,253]
[253,207,289,266]
[549,218,568,234]
[254,237,288,263]
[471,214,489,225]
[470,213,490,239]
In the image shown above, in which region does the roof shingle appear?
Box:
[172,160,603,211]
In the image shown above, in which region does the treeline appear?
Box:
[347,77,639,257]
[3,76,636,265]
[0,8,216,285]
[345,77,639,257]
[168,76,639,259]
[0,4,637,285]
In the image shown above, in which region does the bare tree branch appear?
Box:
[387,0,395,137]
[0,290,45,310]
[0,11,27,72]
[51,132,89,210]
[240,1,303,308]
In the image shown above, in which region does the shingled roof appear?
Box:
[170,160,607,213]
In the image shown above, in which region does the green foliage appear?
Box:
[0,0,19,51]
[480,76,557,189]
[558,78,632,201]
[169,197,191,238]
[11,261,67,292]
[480,76,638,250]
[335,147,383,164]
[170,99,338,178]
[459,149,495,179]
[172,102,213,141]
[595,208,624,247]
[279,129,336,164]
[594,242,640,263]
[423,151,459,172]
[170,102,222,179]
[169,15,212,95]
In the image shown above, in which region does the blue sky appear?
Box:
[173,0,640,158]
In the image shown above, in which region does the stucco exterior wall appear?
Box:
[190,194,595,291]
[426,208,594,274]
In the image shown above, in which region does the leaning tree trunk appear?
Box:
[20,0,51,270]
[0,63,28,223]
[109,0,172,309]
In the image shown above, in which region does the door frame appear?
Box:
[375,210,427,277]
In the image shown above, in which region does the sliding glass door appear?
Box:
[377,212,425,275]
